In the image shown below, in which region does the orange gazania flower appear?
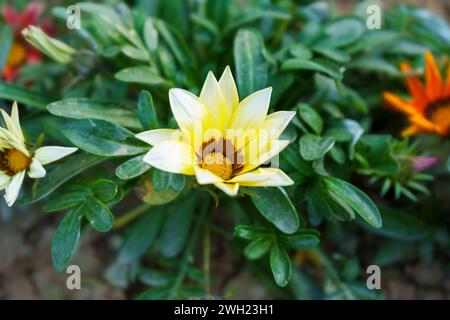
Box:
[1,2,54,82]
[384,51,450,137]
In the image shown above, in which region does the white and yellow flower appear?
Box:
[135,67,295,196]
[0,102,78,206]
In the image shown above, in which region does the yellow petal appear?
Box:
[194,165,223,184]
[229,87,272,130]
[241,140,290,174]
[135,129,182,146]
[214,181,239,196]
[200,71,227,132]
[169,88,209,140]
[228,168,294,186]
[142,140,194,175]
[218,66,239,124]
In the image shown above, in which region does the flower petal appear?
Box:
[425,51,443,101]
[135,129,182,146]
[0,127,29,156]
[218,66,239,124]
[194,165,223,184]
[383,92,420,116]
[214,182,239,196]
[228,168,294,186]
[400,63,428,111]
[34,146,78,165]
[241,140,290,174]
[200,71,227,131]
[4,170,25,207]
[169,88,209,139]
[142,141,194,175]
[230,87,272,130]
[0,172,11,190]
[1,102,26,145]
[28,158,46,178]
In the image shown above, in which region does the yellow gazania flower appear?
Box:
[384,51,450,137]
[0,102,78,206]
[136,67,295,196]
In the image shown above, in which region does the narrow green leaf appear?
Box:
[84,197,115,232]
[51,206,83,272]
[299,134,335,161]
[48,99,142,130]
[0,25,13,71]
[251,187,300,234]
[138,90,159,130]
[298,103,323,134]
[43,187,91,213]
[0,82,52,110]
[282,58,343,80]
[62,119,147,157]
[115,66,169,86]
[270,242,292,287]
[116,154,151,180]
[244,237,272,260]
[22,153,105,204]
[323,177,382,228]
[233,28,268,98]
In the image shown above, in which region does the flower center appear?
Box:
[0,149,31,175]
[425,99,450,133]
[7,42,28,68]
[201,152,233,180]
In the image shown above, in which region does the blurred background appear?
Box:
[0,0,449,300]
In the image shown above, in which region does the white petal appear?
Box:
[200,72,227,132]
[230,87,272,130]
[218,66,239,123]
[34,146,78,165]
[142,141,194,175]
[28,158,46,178]
[214,182,239,196]
[0,172,11,190]
[242,140,290,174]
[228,168,294,186]
[1,102,25,144]
[193,165,223,184]
[0,127,29,156]
[260,111,296,138]
[169,88,209,136]
[135,129,182,146]
[4,170,25,207]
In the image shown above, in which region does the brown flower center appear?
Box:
[197,138,244,180]
[0,149,31,176]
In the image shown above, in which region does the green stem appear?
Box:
[113,203,152,230]
[203,209,212,298]
[168,197,211,299]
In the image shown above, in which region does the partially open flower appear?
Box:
[384,51,450,137]
[0,102,78,206]
[136,67,295,196]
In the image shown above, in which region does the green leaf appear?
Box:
[90,179,118,202]
[282,59,343,80]
[320,17,365,48]
[233,28,268,98]
[118,209,165,263]
[152,169,170,192]
[312,46,350,63]
[143,18,158,52]
[283,229,321,249]
[51,207,83,272]
[270,242,291,287]
[83,197,114,232]
[158,195,198,258]
[0,82,52,110]
[323,177,382,228]
[47,99,142,130]
[244,237,272,260]
[298,103,323,134]
[138,90,159,130]
[22,153,105,204]
[116,155,151,180]
[62,119,147,157]
[43,186,91,213]
[300,134,335,161]
[0,25,13,71]
[234,224,270,240]
[115,66,170,86]
[251,187,300,234]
